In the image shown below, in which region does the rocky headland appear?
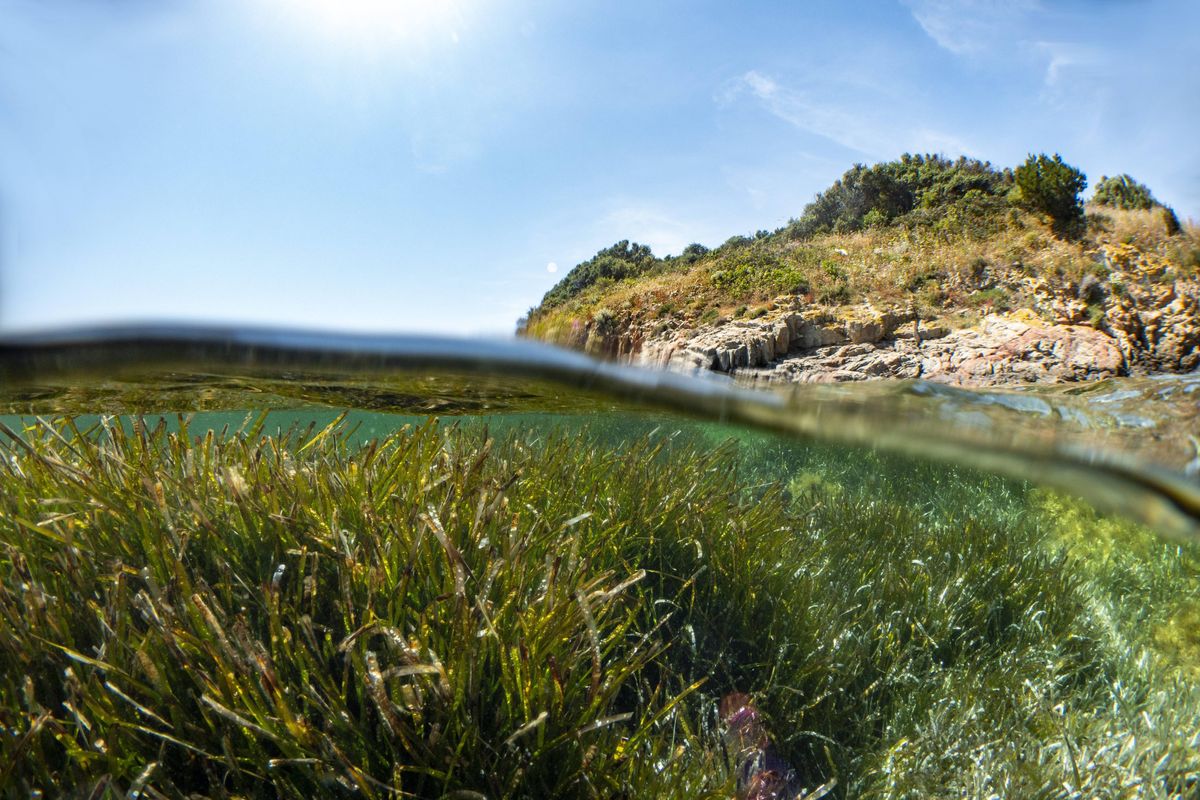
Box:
[520,156,1199,387]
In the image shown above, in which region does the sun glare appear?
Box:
[267,0,468,49]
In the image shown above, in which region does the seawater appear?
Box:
[1,324,1198,798]
[2,323,1196,537]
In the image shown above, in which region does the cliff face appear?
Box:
[540,240,1199,387]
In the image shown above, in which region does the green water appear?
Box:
[1,328,1198,798]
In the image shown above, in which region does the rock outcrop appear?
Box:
[1105,285,1199,374]
[633,310,1127,386]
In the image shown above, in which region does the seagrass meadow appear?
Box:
[2,413,1200,799]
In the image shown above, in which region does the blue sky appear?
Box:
[2,0,1197,335]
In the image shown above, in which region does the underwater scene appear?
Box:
[1,327,1199,799]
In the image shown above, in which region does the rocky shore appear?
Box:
[576,247,1199,387]
[639,311,1126,385]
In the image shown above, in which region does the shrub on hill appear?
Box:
[538,240,659,309]
[787,154,1012,238]
[1093,174,1158,210]
[709,251,810,298]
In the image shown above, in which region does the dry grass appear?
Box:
[523,205,1200,348]
[524,212,1077,343]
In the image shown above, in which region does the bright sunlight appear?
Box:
[263,0,470,50]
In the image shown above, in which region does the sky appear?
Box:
[1,0,1197,335]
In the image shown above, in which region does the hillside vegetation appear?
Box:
[518,155,1198,358]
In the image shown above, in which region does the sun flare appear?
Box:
[268,0,468,48]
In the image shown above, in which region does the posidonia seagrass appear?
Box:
[2,415,1199,798]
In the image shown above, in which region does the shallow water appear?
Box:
[2,324,1199,798]
[2,323,1197,538]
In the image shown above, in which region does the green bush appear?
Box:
[1092,174,1157,210]
[789,154,1012,238]
[817,282,852,304]
[539,241,659,309]
[709,253,810,299]
[862,207,887,229]
[905,268,943,292]
[591,306,617,334]
[966,286,1011,310]
[821,260,848,281]
[677,243,710,265]
[1013,153,1087,236]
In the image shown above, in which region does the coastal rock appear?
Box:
[640,310,1128,386]
[921,316,1125,384]
[635,306,916,374]
[1107,289,1199,373]
[1028,242,1200,374]
[571,244,1197,387]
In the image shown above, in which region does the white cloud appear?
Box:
[721,70,976,160]
[742,70,778,99]
[721,70,892,156]
[1032,40,1101,88]
[903,0,1038,56]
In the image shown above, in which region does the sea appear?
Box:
[2,322,1198,798]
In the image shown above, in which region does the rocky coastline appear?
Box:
[571,251,1198,387]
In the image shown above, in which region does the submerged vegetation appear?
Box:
[1,416,1198,798]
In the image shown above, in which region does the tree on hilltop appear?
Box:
[1013,153,1087,237]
